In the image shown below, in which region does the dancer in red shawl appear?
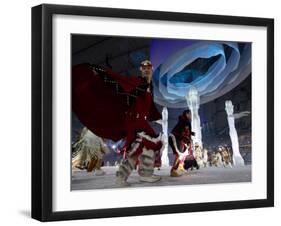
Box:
[168,110,196,177]
[72,60,163,186]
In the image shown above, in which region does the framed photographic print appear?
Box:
[32,4,274,221]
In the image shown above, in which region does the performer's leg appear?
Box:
[168,135,183,177]
[87,156,98,172]
[116,157,136,185]
[138,148,161,182]
[133,134,162,182]
[116,131,162,185]
[94,158,106,176]
[168,136,177,155]
[115,141,141,186]
[95,158,102,170]
[171,154,180,171]
[178,158,187,173]
[170,154,184,177]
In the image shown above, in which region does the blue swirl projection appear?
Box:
[151,40,251,108]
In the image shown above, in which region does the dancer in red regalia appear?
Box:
[168,110,196,177]
[72,60,163,186]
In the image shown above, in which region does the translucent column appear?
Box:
[160,107,170,166]
[225,100,245,166]
[186,86,202,147]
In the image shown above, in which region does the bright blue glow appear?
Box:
[151,40,251,107]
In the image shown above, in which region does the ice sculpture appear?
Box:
[160,107,169,166]
[225,100,245,166]
[186,87,202,147]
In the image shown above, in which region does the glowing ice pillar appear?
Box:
[186,87,202,147]
[161,107,170,166]
[225,100,245,166]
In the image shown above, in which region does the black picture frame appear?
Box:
[32,3,274,222]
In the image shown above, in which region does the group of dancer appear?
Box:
[72,60,196,186]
